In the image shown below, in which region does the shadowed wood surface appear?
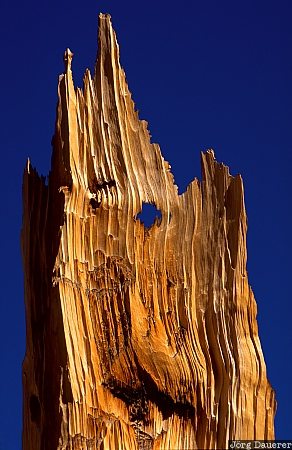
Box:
[22,13,275,450]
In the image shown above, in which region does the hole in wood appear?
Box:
[89,197,101,210]
[137,202,162,228]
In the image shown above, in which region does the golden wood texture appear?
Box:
[22,13,275,450]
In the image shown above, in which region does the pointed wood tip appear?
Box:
[98,13,113,35]
[63,48,74,71]
[99,12,111,19]
[97,12,115,39]
[26,158,31,174]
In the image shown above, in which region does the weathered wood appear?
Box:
[22,13,275,450]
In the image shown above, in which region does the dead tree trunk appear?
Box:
[22,13,275,450]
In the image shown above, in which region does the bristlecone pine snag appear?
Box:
[22,13,276,450]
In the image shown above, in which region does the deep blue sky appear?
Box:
[0,1,291,448]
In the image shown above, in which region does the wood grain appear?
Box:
[22,13,275,450]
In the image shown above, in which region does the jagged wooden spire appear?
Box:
[22,13,275,450]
